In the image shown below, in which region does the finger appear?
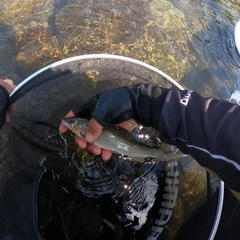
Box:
[115,119,138,132]
[85,118,103,142]
[87,143,101,156]
[59,110,76,133]
[64,110,76,118]
[75,135,87,149]
[3,79,15,86]
[101,149,112,161]
[0,80,16,93]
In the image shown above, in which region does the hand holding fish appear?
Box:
[59,83,168,160]
[0,79,16,127]
[59,110,108,158]
[59,110,135,160]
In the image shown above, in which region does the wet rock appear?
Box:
[0,0,62,77]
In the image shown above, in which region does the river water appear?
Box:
[0,0,240,240]
[0,0,240,99]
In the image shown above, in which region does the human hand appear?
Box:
[0,79,16,125]
[59,110,137,160]
[59,83,169,160]
[0,79,16,94]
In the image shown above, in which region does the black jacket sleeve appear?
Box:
[159,87,240,194]
[0,85,10,129]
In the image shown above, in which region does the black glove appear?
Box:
[73,83,169,130]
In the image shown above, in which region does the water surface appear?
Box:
[0,0,240,239]
[0,0,240,98]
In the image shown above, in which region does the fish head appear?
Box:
[61,117,89,138]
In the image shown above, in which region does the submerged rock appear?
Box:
[55,0,200,80]
[0,0,204,80]
[0,0,62,76]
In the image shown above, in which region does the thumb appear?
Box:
[1,79,15,93]
[85,118,103,142]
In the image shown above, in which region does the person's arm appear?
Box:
[59,83,240,196]
[159,87,240,195]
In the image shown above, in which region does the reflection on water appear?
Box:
[38,129,207,240]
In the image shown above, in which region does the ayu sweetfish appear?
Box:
[61,117,180,162]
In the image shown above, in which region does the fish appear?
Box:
[61,117,179,162]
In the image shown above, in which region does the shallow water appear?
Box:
[0,0,240,98]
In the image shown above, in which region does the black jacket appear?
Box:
[159,87,240,198]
